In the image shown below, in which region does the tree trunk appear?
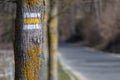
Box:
[44,0,49,63]
[14,0,45,80]
[43,0,49,79]
[48,0,58,80]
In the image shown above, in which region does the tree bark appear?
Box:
[14,0,45,80]
[43,0,49,63]
[48,0,58,80]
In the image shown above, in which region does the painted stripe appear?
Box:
[24,18,40,24]
[25,0,39,5]
[23,24,42,30]
[24,13,41,18]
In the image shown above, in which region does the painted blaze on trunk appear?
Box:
[14,0,45,80]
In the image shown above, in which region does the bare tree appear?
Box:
[47,0,58,80]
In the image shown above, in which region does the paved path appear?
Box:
[59,42,120,80]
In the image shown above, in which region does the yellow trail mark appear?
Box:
[25,0,43,5]
[25,0,38,5]
[24,18,40,24]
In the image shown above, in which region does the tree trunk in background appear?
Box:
[48,0,58,80]
[43,0,49,79]
[44,0,49,63]
[14,0,45,80]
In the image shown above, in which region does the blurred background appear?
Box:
[0,0,120,80]
[0,1,15,80]
[1,0,120,53]
[59,0,120,53]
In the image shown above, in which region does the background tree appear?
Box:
[58,0,76,41]
[47,0,58,80]
[43,0,49,63]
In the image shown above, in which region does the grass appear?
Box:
[58,60,80,80]
[58,60,71,80]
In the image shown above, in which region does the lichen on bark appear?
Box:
[21,45,42,80]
